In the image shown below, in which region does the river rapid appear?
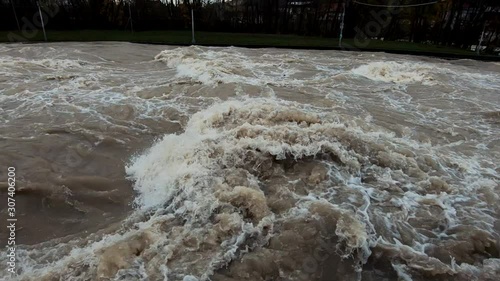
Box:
[0,42,499,281]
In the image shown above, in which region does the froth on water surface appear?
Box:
[0,43,499,281]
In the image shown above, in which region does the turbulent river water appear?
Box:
[0,42,499,281]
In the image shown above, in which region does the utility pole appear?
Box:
[191,4,196,44]
[477,21,486,55]
[36,1,47,41]
[10,0,20,31]
[339,0,348,48]
[128,1,134,33]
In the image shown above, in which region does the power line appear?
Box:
[352,1,439,8]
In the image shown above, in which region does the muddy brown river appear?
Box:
[0,42,499,281]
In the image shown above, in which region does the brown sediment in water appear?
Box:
[0,43,499,281]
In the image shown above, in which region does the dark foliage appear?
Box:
[1,0,499,51]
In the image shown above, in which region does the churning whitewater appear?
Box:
[0,43,499,281]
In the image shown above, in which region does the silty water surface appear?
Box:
[0,42,499,281]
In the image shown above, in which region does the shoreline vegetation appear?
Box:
[1,30,499,61]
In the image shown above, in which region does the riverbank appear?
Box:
[1,30,498,61]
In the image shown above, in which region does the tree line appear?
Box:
[1,0,499,51]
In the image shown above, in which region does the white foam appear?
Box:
[1,44,499,281]
[153,47,313,86]
[351,61,436,84]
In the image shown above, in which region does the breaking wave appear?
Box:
[154,46,307,86]
[4,97,499,281]
[1,43,499,281]
[351,61,437,84]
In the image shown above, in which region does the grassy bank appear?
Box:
[1,30,497,60]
